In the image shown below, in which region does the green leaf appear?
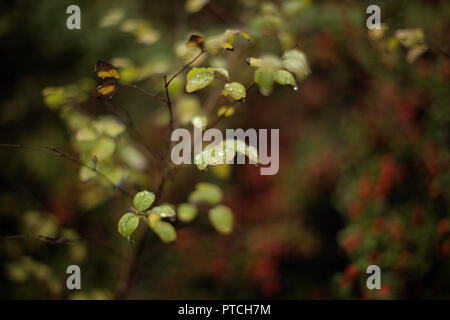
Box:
[76,127,99,142]
[90,137,116,161]
[254,69,275,96]
[133,190,155,211]
[118,213,139,239]
[282,49,310,80]
[274,70,297,87]
[209,205,234,234]
[236,140,260,164]
[149,204,176,218]
[79,166,97,182]
[42,87,66,109]
[186,68,215,93]
[208,67,229,81]
[151,221,177,242]
[94,116,126,137]
[178,203,198,222]
[188,182,223,205]
[175,95,202,125]
[223,82,246,100]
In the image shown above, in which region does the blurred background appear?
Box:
[0,0,449,299]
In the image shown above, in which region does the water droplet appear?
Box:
[292,86,298,91]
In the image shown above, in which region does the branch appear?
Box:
[103,100,161,167]
[5,234,80,244]
[0,143,133,199]
[165,49,206,87]
[117,82,168,103]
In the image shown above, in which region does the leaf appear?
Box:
[149,204,176,218]
[236,140,260,164]
[175,95,202,125]
[187,34,206,49]
[151,221,177,243]
[118,213,139,239]
[217,106,235,117]
[178,203,198,222]
[75,127,99,141]
[188,182,223,205]
[94,116,126,137]
[274,70,297,87]
[245,57,262,67]
[395,28,425,48]
[282,49,310,80]
[90,137,115,161]
[99,8,125,28]
[185,0,210,13]
[194,139,237,170]
[95,60,120,79]
[208,67,229,81]
[118,145,148,170]
[254,69,274,96]
[147,213,161,228]
[223,82,246,100]
[209,205,234,234]
[94,80,117,99]
[191,115,207,129]
[133,190,155,211]
[79,166,97,182]
[42,87,66,109]
[186,68,215,93]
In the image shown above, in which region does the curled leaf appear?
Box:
[187,34,206,49]
[94,80,117,99]
[274,70,297,88]
[95,60,120,79]
[282,49,310,80]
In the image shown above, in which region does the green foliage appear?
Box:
[149,204,176,219]
[185,68,215,93]
[177,203,198,222]
[133,190,156,212]
[118,213,139,239]
[188,182,223,205]
[223,82,246,100]
[209,205,234,234]
[151,221,177,243]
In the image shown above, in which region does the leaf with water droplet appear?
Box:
[133,190,155,211]
[186,68,214,93]
[223,82,246,100]
[118,212,139,239]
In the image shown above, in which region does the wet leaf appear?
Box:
[133,190,155,211]
[282,49,310,80]
[186,68,214,93]
[118,213,139,239]
[223,82,246,100]
[149,204,176,218]
[274,70,297,87]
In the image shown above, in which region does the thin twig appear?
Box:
[165,49,206,87]
[5,234,80,244]
[0,143,133,199]
[117,82,168,103]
